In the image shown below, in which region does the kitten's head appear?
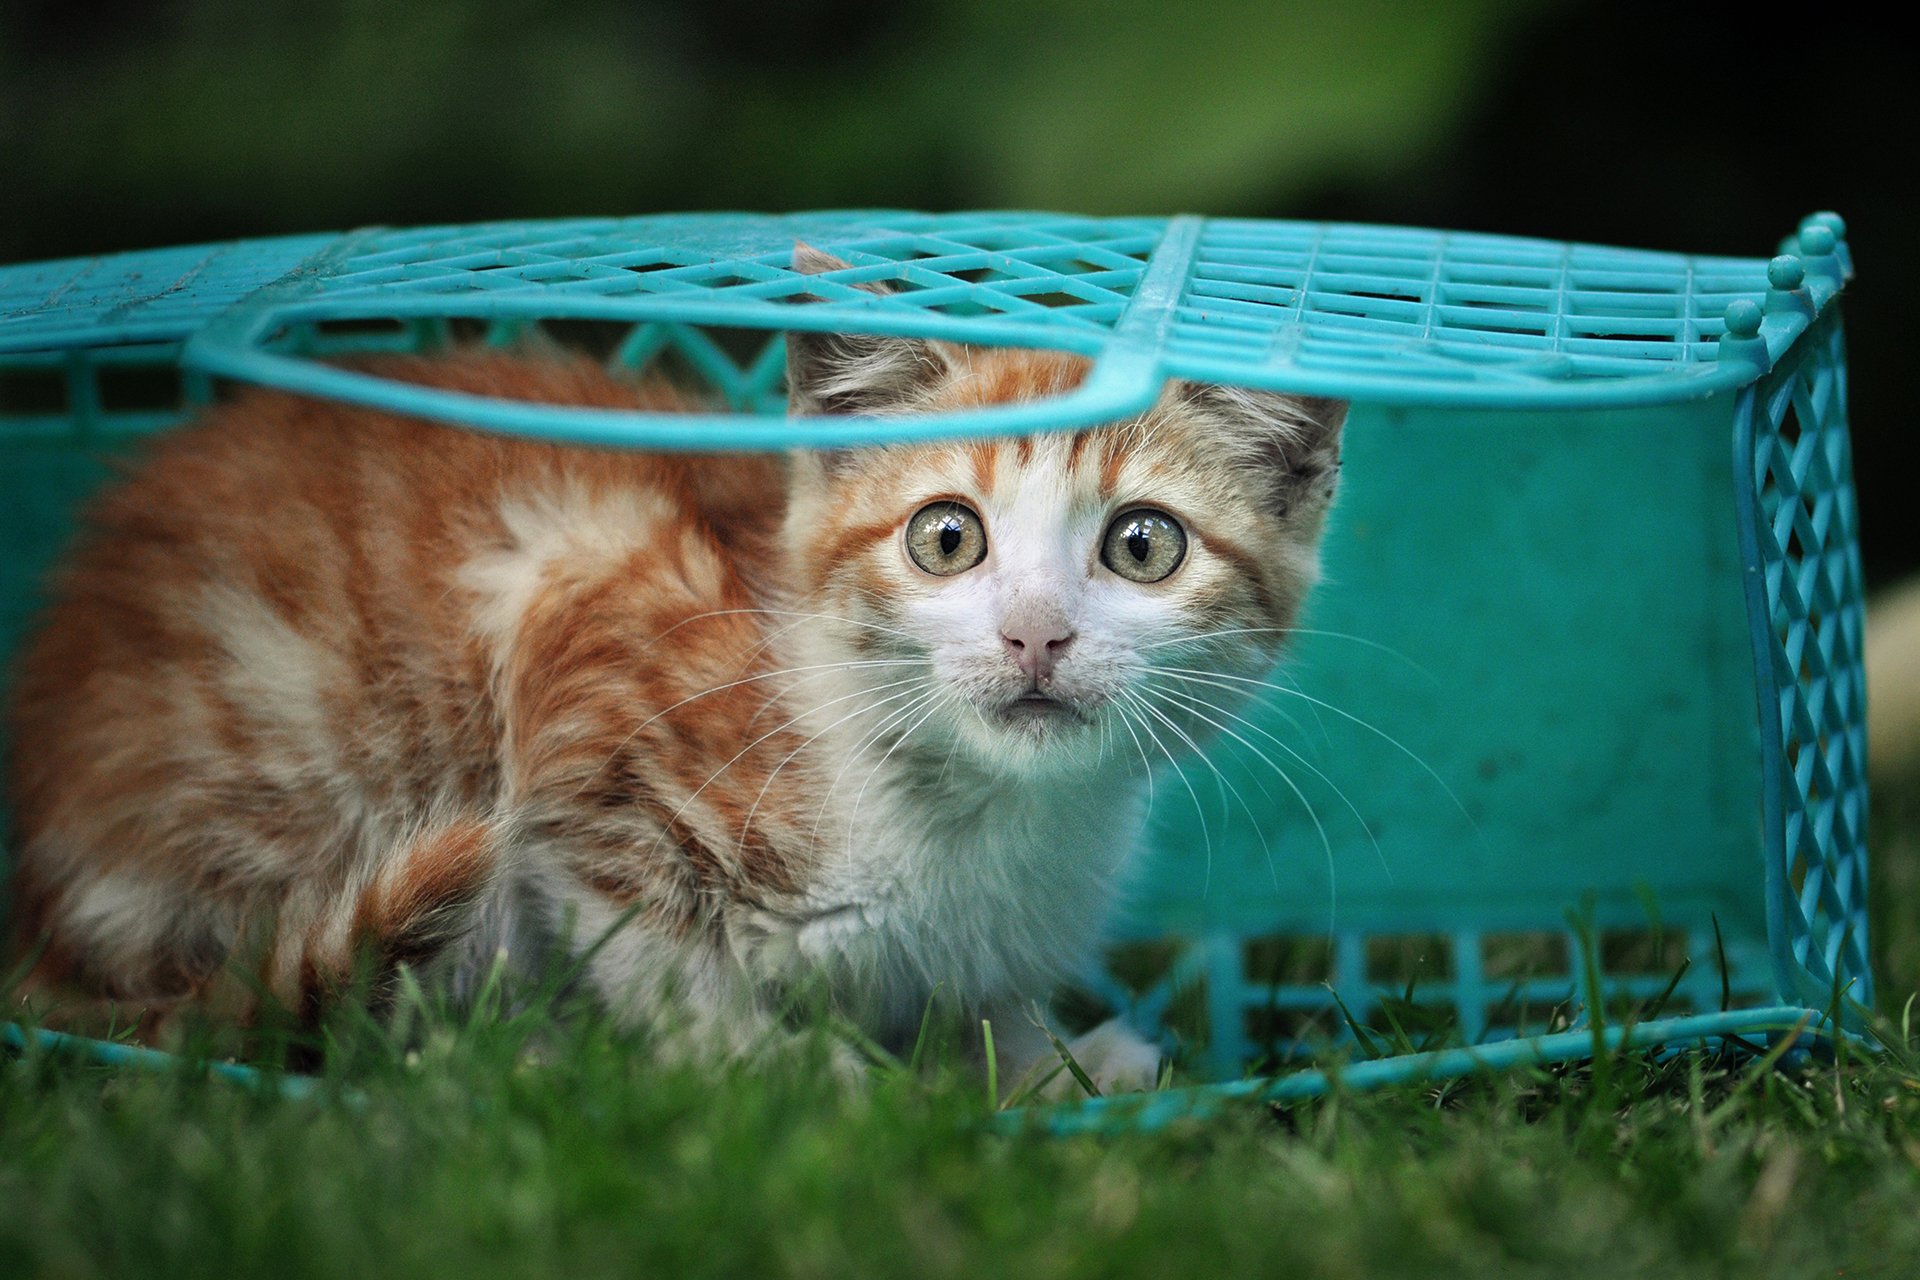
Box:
[782,246,1346,775]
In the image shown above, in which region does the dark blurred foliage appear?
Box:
[1,0,1912,578]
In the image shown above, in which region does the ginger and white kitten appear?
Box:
[4,248,1344,1092]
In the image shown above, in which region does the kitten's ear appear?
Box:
[784,242,956,416]
[1180,384,1348,515]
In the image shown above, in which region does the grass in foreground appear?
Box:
[5,986,1920,1280]
[5,789,1919,1279]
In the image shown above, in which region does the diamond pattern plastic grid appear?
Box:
[293,317,800,416]
[0,213,1827,446]
[1734,311,1873,1016]
[1169,220,1773,388]
[306,213,1158,341]
[0,235,334,354]
[278,216,1786,388]
[274,216,1793,410]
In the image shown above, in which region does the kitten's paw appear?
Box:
[822,1035,876,1090]
[1042,1018,1163,1099]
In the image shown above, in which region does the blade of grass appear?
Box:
[533,898,651,1007]
[981,1019,998,1108]
[0,934,52,998]
[827,1016,903,1074]
[462,948,513,1033]
[907,983,945,1074]
[1711,913,1732,1013]
[1326,986,1385,1060]
[1033,1021,1101,1099]
[999,1057,1071,1110]
[1565,905,1611,1104]
[1644,957,1691,1023]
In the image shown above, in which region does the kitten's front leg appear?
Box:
[980,999,1163,1102]
[518,869,866,1083]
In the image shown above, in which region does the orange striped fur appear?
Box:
[7,353,795,1023]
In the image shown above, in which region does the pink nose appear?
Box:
[1001,621,1075,685]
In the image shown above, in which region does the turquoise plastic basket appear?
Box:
[0,211,1868,1128]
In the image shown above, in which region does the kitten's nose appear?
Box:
[1001,621,1075,686]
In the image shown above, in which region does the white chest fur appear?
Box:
[734,749,1147,1038]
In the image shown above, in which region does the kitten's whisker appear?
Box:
[1107,703,1157,816]
[635,608,920,728]
[808,687,946,856]
[1116,688,1212,897]
[640,676,932,863]
[1140,625,1294,654]
[573,657,922,799]
[1152,632,1390,745]
[719,609,921,687]
[934,702,966,789]
[734,677,937,856]
[642,607,918,651]
[636,610,854,701]
[1239,662,1335,750]
[1152,670,1392,883]
[1156,665,1486,844]
[1162,656,1318,742]
[1127,687,1282,899]
[846,689,949,843]
[714,614,828,684]
[1144,633,1325,741]
[743,659,923,729]
[1143,626,1436,683]
[1138,682,1333,906]
[1132,683,1227,813]
[1140,687,1280,807]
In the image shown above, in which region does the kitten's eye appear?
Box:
[1101,508,1187,583]
[905,501,987,576]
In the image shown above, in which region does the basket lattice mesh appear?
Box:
[0,212,1822,441]
[1079,920,1777,1077]
[310,214,1157,335]
[1172,220,1764,383]
[0,235,333,353]
[1737,311,1873,1015]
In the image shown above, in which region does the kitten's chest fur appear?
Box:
[728,722,1146,1034]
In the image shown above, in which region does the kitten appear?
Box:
[3,247,1344,1093]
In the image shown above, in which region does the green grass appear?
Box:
[5,786,1919,1279]
[6,1005,1920,1278]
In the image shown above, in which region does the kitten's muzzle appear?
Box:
[993,690,1092,727]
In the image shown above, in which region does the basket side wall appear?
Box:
[1111,396,1772,1067]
